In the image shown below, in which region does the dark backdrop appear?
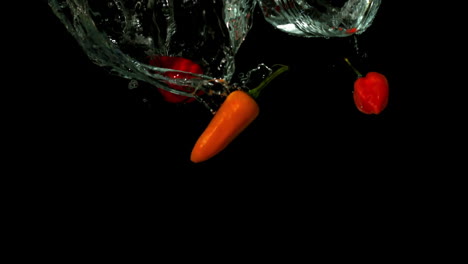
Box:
[3,2,462,249]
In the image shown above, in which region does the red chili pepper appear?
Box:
[149,56,204,103]
[345,58,389,114]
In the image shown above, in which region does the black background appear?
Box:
[2,2,464,254]
[3,1,465,249]
[14,1,458,180]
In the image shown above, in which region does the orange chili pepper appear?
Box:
[190,64,288,163]
[190,90,260,163]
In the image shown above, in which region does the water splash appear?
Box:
[239,63,273,90]
[257,0,381,38]
[48,0,257,112]
[48,0,381,112]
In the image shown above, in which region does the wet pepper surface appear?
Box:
[149,56,204,103]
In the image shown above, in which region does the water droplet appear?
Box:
[128,79,139,90]
[353,35,359,55]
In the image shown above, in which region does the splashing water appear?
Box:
[48,0,257,112]
[257,0,381,37]
[48,0,381,112]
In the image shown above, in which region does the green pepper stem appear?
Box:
[248,64,289,99]
[344,57,363,78]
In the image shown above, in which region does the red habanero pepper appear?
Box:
[353,72,389,114]
[345,27,358,34]
[149,56,204,103]
[345,58,389,114]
